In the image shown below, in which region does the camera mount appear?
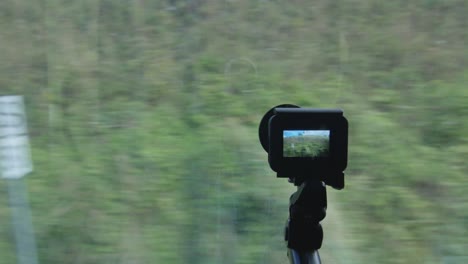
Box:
[286,178,326,263]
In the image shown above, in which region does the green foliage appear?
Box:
[0,0,467,263]
[284,135,329,158]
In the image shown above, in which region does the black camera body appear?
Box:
[259,104,348,189]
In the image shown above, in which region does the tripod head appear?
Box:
[258,104,348,263]
[287,179,327,249]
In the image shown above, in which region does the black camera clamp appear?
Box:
[258,104,347,264]
[285,171,344,264]
[284,174,334,264]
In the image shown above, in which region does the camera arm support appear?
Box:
[285,178,327,264]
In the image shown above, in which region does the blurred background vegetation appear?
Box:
[0,0,467,263]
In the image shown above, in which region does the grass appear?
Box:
[283,135,329,158]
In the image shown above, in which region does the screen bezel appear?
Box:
[268,109,348,175]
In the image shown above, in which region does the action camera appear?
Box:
[258,104,348,188]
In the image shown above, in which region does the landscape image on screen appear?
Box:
[283,130,330,158]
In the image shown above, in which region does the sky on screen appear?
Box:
[283,130,330,138]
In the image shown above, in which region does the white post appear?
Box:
[0,96,39,264]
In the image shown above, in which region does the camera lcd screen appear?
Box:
[283,130,330,158]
